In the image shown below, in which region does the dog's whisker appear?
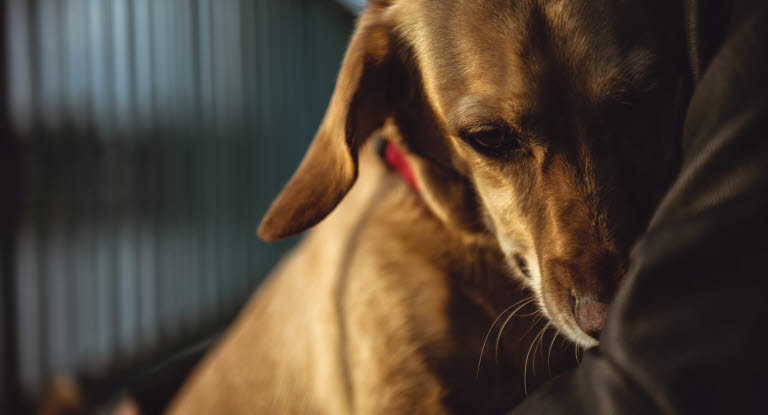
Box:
[476,297,533,378]
[531,323,549,377]
[547,330,559,378]
[493,315,516,364]
[538,324,551,372]
[493,298,536,362]
[518,313,543,340]
[506,295,538,310]
[523,320,547,396]
[476,306,519,378]
[574,343,581,364]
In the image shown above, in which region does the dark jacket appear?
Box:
[511,1,768,413]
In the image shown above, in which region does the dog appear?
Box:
[165,124,576,414]
[167,0,688,413]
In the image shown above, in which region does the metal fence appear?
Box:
[1,0,354,411]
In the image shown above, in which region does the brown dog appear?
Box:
[167,125,576,414]
[168,0,688,413]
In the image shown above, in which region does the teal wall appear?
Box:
[2,0,355,407]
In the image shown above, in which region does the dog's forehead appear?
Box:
[393,0,655,130]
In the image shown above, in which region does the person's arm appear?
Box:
[512,4,768,414]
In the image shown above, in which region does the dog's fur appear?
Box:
[168,129,575,414]
[168,0,687,413]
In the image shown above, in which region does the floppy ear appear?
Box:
[389,94,489,237]
[258,6,407,241]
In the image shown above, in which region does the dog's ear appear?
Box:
[390,103,489,237]
[258,6,406,241]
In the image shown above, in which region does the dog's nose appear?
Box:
[574,298,608,338]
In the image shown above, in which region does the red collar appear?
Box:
[383,140,419,191]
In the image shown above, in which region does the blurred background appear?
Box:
[0,0,363,412]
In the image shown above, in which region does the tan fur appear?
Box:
[168,138,574,414]
[170,0,687,412]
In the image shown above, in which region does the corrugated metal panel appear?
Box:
[2,0,354,408]
[1,0,17,411]
[337,0,365,13]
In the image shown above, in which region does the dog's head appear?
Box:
[259,0,687,347]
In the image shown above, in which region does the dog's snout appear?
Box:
[573,297,607,339]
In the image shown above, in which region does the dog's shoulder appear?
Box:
[167,143,466,414]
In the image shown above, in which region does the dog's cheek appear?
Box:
[469,169,543,276]
[406,153,489,235]
[537,272,574,331]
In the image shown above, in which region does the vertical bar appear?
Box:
[196,0,217,322]
[14,222,40,408]
[189,0,206,330]
[73,207,97,372]
[151,0,173,342]
[63,0,90,127]
[6,0,32,133]
[105,0,121,368]
[230,0,248,306]
[133,0,158,351]
[168,0,181,334]
[125,0,143,360]
[47,224,70,378]
[25,0,51,401]
[95,0,122,366]
[38,0,62,130]
[256,0,273,221]
[117,210,139,357]
[113,0,134,134]
[1,0,23,409]
[113,0,139,357]
[213,0,236,311]
[69,0,99,373]
[235,0,250,297]
[88,0,109,369]
[59,0,79,376]
[175,0,201,330]
[1,0,8,408]
[133,0,153,129]
[88,0,110,137]
[239,0,259,294]
[202,0,221,319]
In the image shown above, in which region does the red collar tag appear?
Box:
[383,141,419,191]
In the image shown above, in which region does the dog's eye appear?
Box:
[462,125,521,154]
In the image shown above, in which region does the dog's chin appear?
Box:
[539,301,600,349]
[555,320,600,349]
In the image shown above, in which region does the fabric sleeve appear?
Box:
[511,5,768,414]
